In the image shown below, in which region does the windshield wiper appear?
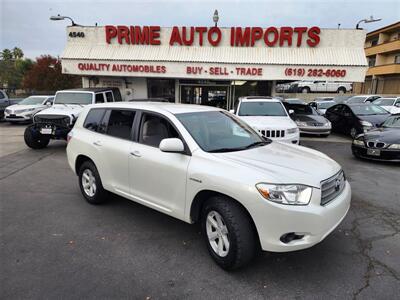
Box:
[209,147,246,153]
[243,141,270,149]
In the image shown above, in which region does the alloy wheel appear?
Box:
[82,169,97,197]
[206,210,230,257]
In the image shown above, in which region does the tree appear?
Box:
[1,49,13,60]
[22,55,81,92]
[12,47,24,60]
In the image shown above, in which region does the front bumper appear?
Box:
[248,181,351,252]
[298,126,331,135]
[4,111,33,122]
[352,144,400,162]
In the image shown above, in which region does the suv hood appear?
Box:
[239,116,297,129]
[216,142,340,187]
[35,104,85,118]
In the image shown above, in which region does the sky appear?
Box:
[1,0,399,59]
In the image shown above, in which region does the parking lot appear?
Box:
[1,122,399,299]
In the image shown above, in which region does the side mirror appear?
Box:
[159,138,184,153]
[229,109,235,114]
[289,109,294,115]
[46,102,52,106]
[395,103,400,107]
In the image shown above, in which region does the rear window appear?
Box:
[103,110,136,140]
[83,109,106,132]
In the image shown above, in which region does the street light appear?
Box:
[50,14,80,26]
[213,10,219,27]
[356,16,382,29]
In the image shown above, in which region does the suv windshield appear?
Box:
[55,92,92,105]
[176,111,268,152]
[382,115,400,128]
[238,101,287,116]
[19,97,46,105]
[350,104,388,115]
[373,98,396,106]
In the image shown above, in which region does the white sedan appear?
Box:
[66,102,351,270]
[4,95,54,123]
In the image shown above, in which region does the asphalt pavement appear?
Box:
[1,123,399,299]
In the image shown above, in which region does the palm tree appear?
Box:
[12,47,24,60]
[1,49,13,60]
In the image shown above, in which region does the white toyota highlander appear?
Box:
[231,97,300,144]
[66,102,351,270]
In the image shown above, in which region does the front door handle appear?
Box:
[130,150,142,157]
[93,141,102,146]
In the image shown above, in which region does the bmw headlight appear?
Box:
[353,139,365,146]
[256,183,312,205]
[360,120,373,128]
[287,127,298,134]
[388,144,400,149]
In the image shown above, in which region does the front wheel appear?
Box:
[201,196,257,270]
[24,126,50,149]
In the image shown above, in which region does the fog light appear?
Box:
[280,232,304,243]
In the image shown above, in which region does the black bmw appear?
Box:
[352,114,400,162]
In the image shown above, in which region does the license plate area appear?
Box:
[40,128,53,135]
[367,149,381,156]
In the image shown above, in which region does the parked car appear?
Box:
[296,81,352,94]
[4,96,54,123]
[314,97,334,102]
[352,114,400,162]
[372,97,400,114]
[344,95,381,104]
[0,90,23,120]
[282,98,306,105]
[332,95,353,104]
[66,102,351,270]
[283,103,331,137]
[308,100,337,115]
[325,103,391,137]
[24,88,121,149]
[231,96,299,144]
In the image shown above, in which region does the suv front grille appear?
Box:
[34,115,71,128]
[320,170,346,206]
[259,129,285,138]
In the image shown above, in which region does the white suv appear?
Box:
[67,102,351,270]
[232,97,299,144]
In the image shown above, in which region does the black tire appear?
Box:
[301,87,310,93]
[24,126,50,149]
[201,196,257,270]
[337,87,346,94]
[78,160,108,204]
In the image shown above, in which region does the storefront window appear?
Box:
[147,79,175,102]
[180,80,230,109]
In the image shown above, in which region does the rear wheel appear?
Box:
[24,126,50,149]
[78,161,108,204]
[201,196,257,270]
[301,87,310,93]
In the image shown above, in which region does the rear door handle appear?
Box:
[130,150,142,157]
[93,141,102,146]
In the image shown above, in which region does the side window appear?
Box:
[104,110,135,140]
[95,93,105,103]
[139,113,179,147]
[83,109,106,132]
[0,91,4,99]
[105,92,114,102]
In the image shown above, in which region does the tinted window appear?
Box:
[83,109,106,132]
[139,113,179,147]
[238,102,287,116]
[105,92,113,102]
[104,110,135,140]
[55,92,93,105]
[0,91,4,99]
[95,93,105,103]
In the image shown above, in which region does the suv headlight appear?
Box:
[295,121,307,127]
[256,183,312,205]
[388,144,400,149]
[287,127,298,134]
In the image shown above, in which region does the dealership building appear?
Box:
[61,24,368,109]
